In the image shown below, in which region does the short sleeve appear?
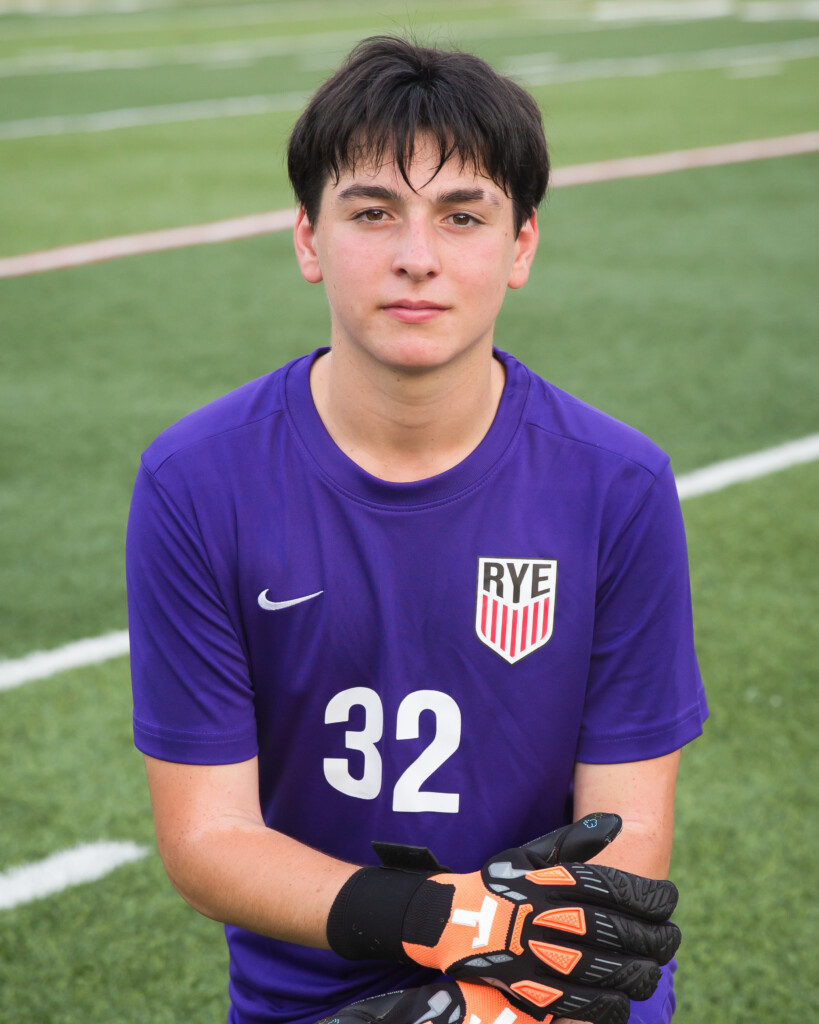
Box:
[576,461,707,763]
[126,462,258,764]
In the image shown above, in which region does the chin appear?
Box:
[371,334,486,374]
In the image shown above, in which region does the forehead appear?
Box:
[324,138,505,203]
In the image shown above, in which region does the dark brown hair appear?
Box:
[287,36,549,235]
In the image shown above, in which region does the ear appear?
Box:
[293,206,323,284]
[507,212,539,291]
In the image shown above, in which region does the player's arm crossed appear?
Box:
[549,751,681,1024]
[143,754,356,947]
[573,751,681,879]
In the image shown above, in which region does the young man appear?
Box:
[127,37,707,1024]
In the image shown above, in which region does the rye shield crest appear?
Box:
[475,557,557,664]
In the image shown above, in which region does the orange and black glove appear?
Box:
[315,979,557,1024]
[327,813,680,1023]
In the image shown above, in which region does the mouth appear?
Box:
[382,300,450,323]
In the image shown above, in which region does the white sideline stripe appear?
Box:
[0,31,368,78]
[593,0,819,21]
[2,133,817,280]
[0,92,312,138]
[0,209,298,278]
[0,841,149,910]
[592,0,735,20]
[0,0,505,21]
[0,433,817,691]
[549,131,819,187]
[675,433,819,500]
[744,1,819,22]
[0,16,589,79]
[0,630,130,690]
[2,31,817,98]
[506,36,819,84]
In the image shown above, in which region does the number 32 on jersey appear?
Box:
[323,687,461,813]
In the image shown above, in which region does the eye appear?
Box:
[449,212,478,227]
[356,208,387,222]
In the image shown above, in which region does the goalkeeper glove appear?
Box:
[326,813,680,1023]
[314,979,575,1024]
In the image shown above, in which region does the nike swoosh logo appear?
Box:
[257,589,323,611]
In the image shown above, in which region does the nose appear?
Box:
[391,217,441,281]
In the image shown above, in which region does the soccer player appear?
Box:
[126,36,707,1024]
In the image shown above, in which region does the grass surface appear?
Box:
[1,1,817,1020]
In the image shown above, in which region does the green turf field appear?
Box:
[1,1,817,1020]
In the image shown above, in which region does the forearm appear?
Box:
[161,816,357,945]
[560,754,683,1024]
[553,821,672,1024]
[573,752,680,879]
[144,754,357,947]
[581,813,672,879]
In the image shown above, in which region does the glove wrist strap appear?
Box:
[327,865,456,963]
[327,866,432,962]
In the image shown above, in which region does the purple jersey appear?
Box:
[127,349,706,1024]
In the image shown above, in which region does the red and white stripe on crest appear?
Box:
[475,558,557,665]
[479,593,551,660]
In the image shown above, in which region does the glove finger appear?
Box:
[528,900,681,965]
[593,864,679,921]
[517,814,623,869]
[520,939,663,1000]
[452,917,672,998]
[313,983,464,1023]
[503,976,631,1024]
[498,860,678,923]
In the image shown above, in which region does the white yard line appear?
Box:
[0,37,814,143]
[0,92,312,139]
[0,630,130,691]
[0,0,505,22]
[0,841,149,910]
[1,132,817,280]
[2,30,817,86]
[675,433,819,500]
[0,18,570,78]
[592,0,735,20]
[0,432,816,692]
[593,0,819,21]
[505,36,819,84]
[744,1,819,21]
[0,29,368,78]
[0,209,298,277]
[550,131,819,186]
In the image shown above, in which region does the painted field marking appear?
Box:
[0,17,571,80]
[675,433,819,500]
[1,29,816,94]
[0,208,298,278]
[591,0,735,20]
[0,630,130,691]
[0,31,366,78]
[593,0,819,20]
[2,132,817,280]
[506,36,819,84]
[0,841,150,911]
[0,91,311,139]
[549,131,819,186]
[744,1,819,21]
[0,0,504,23]
[0,432,816,692]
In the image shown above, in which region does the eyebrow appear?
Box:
[437,187,502,209]
[335,183,501,208]
[336,184,402,204]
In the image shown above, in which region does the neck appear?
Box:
[309,341,505,483]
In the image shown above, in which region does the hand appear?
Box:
[314,978,554,1024]
[404,814,679,1020]
[328,814,680,1023]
